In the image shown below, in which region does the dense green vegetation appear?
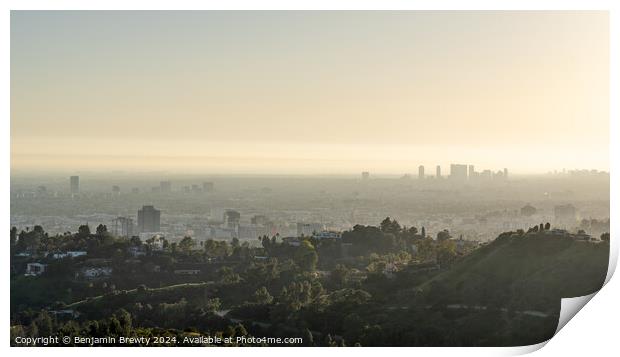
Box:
[10,220,609,347]
[415,231,608,313]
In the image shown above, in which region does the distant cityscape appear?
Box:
[361,164,510,181]
[10,165,610,248]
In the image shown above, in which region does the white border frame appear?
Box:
[3,1,618,356]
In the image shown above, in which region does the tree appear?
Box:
[601,232,610,242]
[33,225,44,235]
[10,227,17,246]
[436,229,451,241]
[294,240,318,271]
[421,226,426,238]
[34,311,53,336]
[234,324,248,338]
[57,320,80,342]
[261,236,271,250]
[436,240,457,267]
[205,298,221,313]
[278,280,323,313]
[253,286,274,305]
[341,224,400,255]
[204,239,231,259]
[96,224,108,236]
[84,320,100,338]
[330,264,351,287]
[129,236,142,247]
[218,266,241,284]
[115,309,133,337]
[380,217,392,233]
[179,236,196,254]
[380,217,401,234]
[10,325,26,344]
[108,315,123,337]
[416,238,435,262]
[27,321,38,338]
[544,222,551,230]
[78,224,91,237]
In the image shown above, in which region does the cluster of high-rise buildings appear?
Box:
[111,204,332,242]
[151,180,215,194]
[147,180,216,194]
[362,164,509,181]
[66,176,215,196]
[439,164,508,181]
[112,205,161,238]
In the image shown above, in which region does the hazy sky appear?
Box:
[11,11,609,174]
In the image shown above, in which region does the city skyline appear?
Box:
[10,162,607,178]
[11,11,609,174]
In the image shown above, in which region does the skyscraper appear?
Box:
[361,171,370,180]
[223,209,241,229]
[504,168,508,179]
[450,164,468,181]
[113,216,134,238]
[436,165,441,178]
[468,165,475,179]
[70,176,79,194]
[418,165,425,179]
[137,205,161,233]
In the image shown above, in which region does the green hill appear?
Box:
[415,231,609,315]
[352,231,612,346]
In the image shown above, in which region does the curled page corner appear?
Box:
[511,293,599,355]
[555,292,597,335]
[530,235,617,351]
[552,236,615,337]
[506,340,549,355]
[604,233,618,285]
